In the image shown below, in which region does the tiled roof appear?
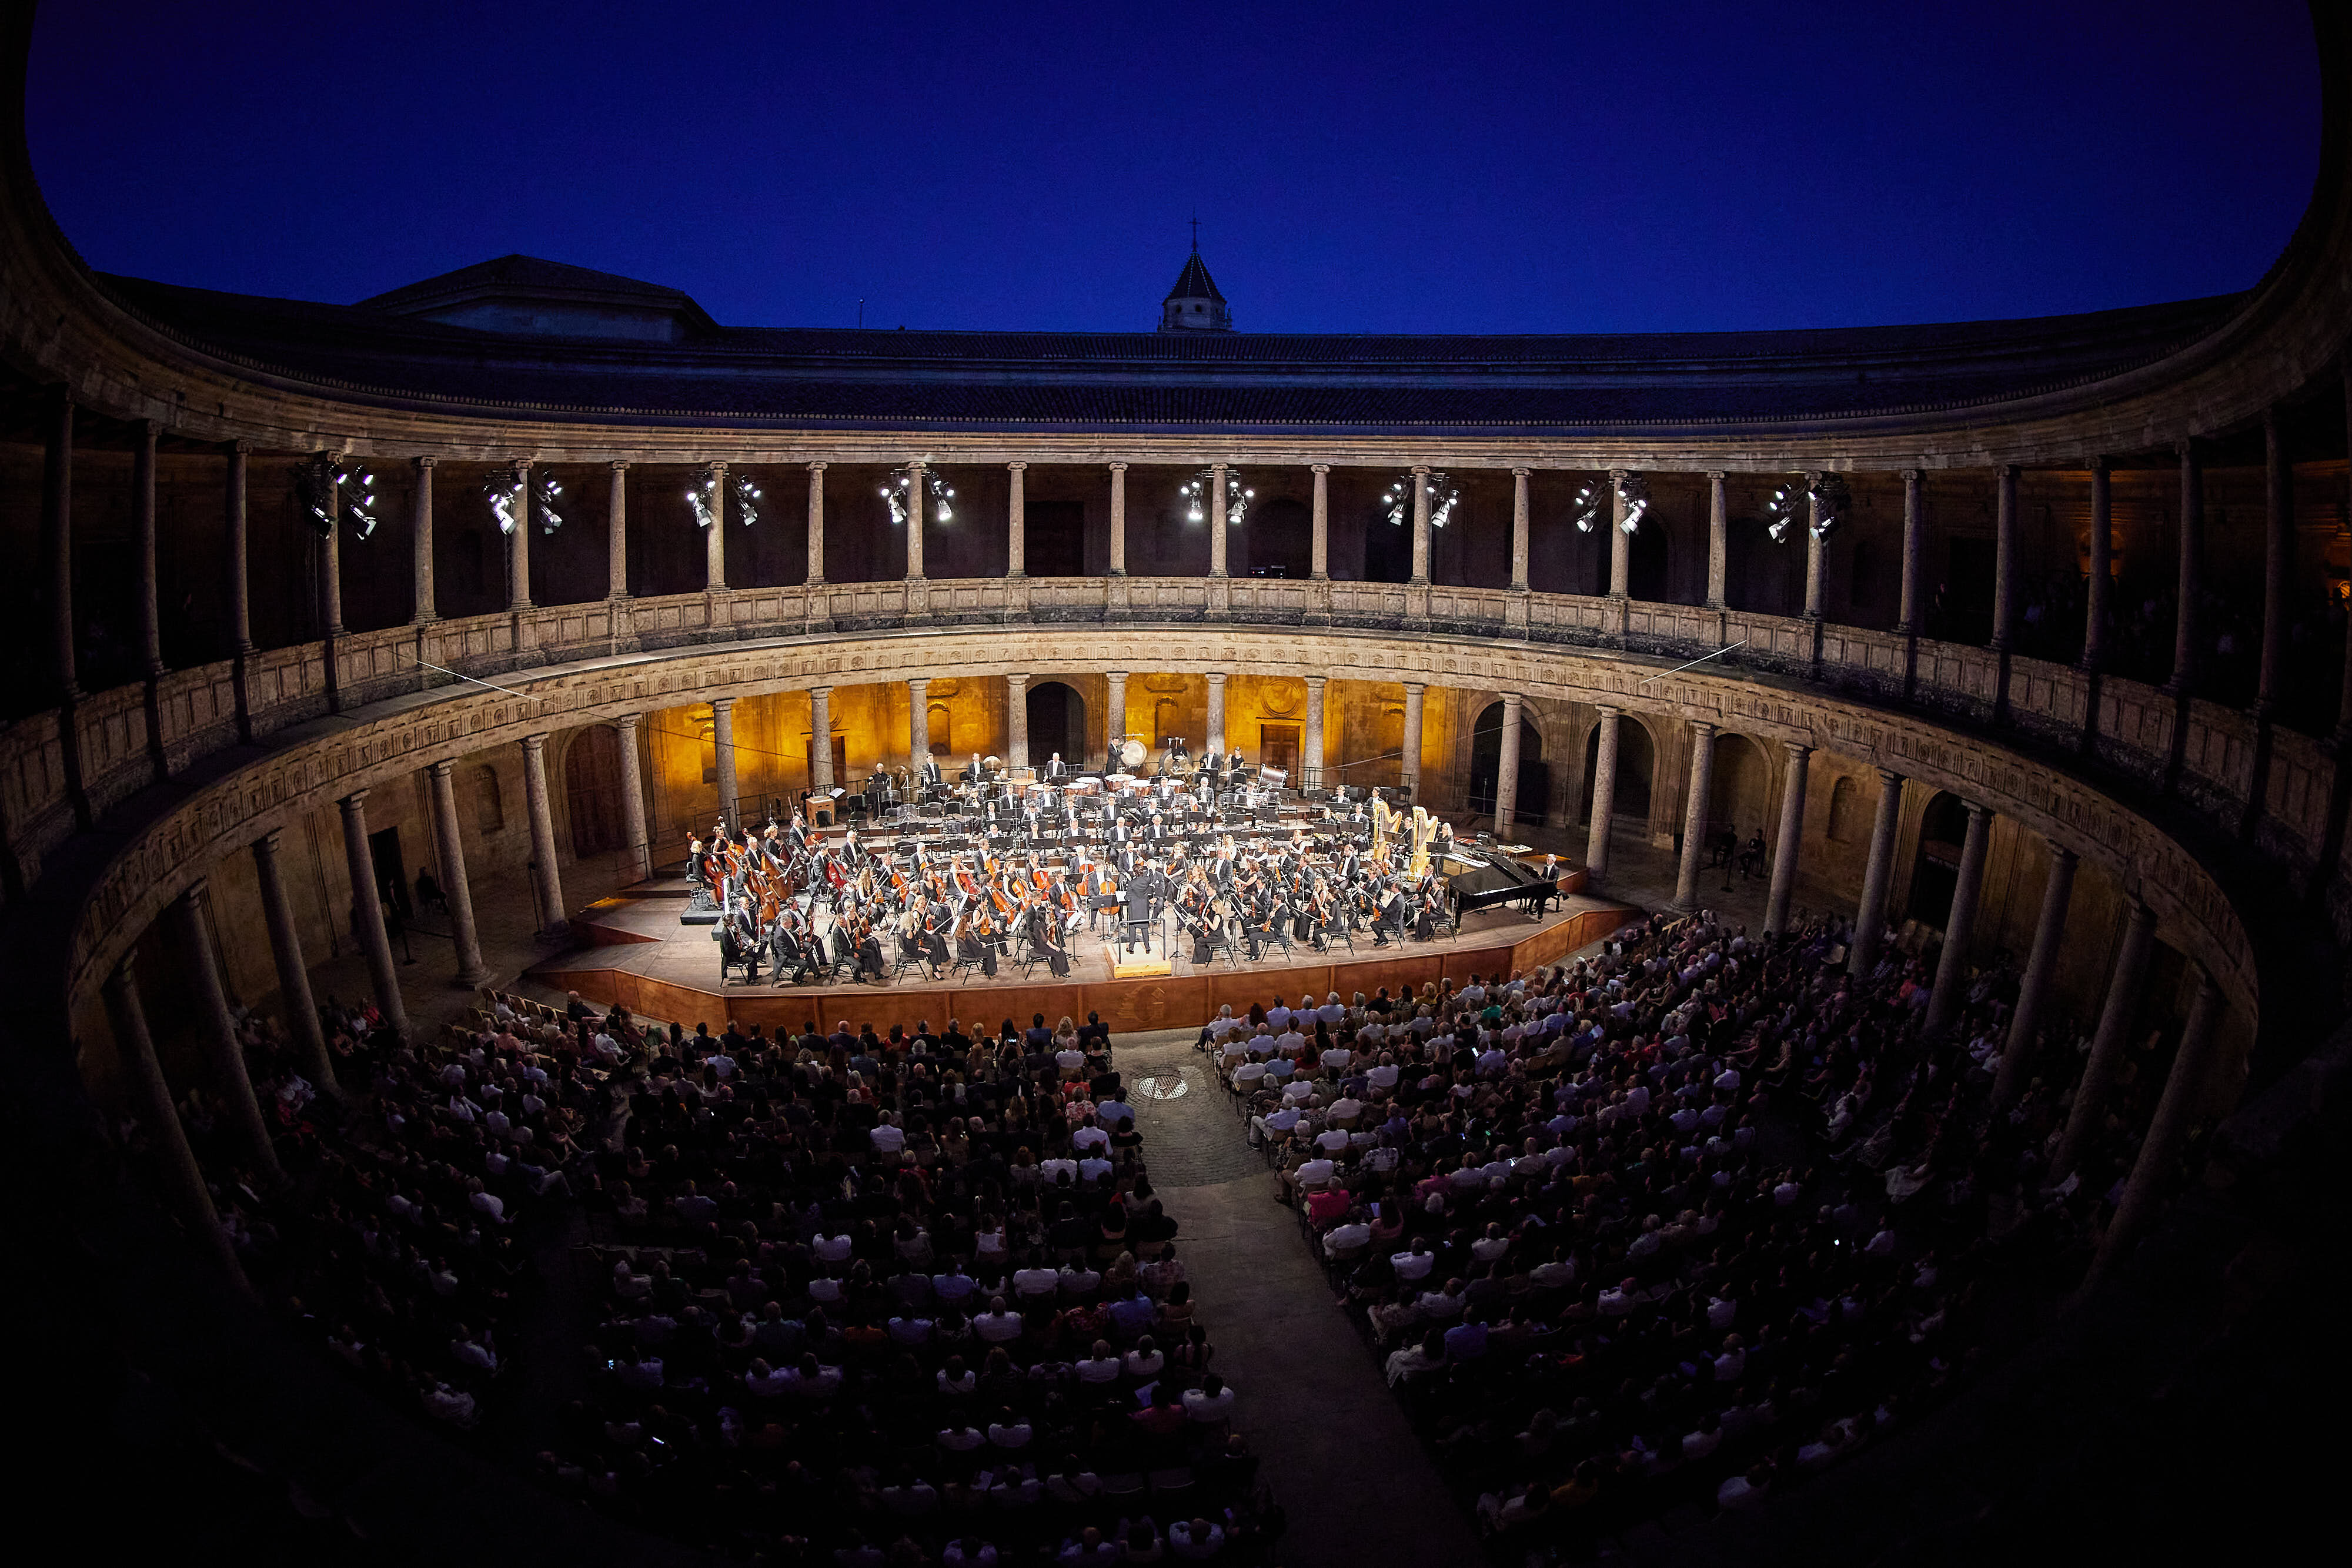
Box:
[95,272,2242,434]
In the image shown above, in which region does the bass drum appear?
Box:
[1118,737,1148,771]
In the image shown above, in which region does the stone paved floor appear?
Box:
[1113,1026,1486,1568]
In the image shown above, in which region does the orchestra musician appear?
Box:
[696,761,1522,992]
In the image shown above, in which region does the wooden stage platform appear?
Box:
[535,882,1639,1037]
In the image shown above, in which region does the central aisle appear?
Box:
[1115,1030,1485,1568]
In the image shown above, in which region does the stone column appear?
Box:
[1763,743,1811,937]
[1607,471,1632,599]
[227,442,253,655]
[1849,768,1906,977]
[1102,673,1127,767]
[1673,721,1716,908]
[809,686,835,793]
[704,462,729,591]
[2341,360,2352,741]
[804,461,827,586]
[1311,464,1331,580]
[45,390,76,699]
[2080,460,2110,671]
[908,678,931,768]
[614,716,652,883]
[1508,468,1533,594]
[427,760,487,985]
[1208,461,1229,578]
[1923,804,1993,1032]
[1802,473,1825,621]
[1706,471,1728,610]
[1994,845,2079,1107]
[321,459,343,636]
[103,954,248,1291]
[1400,681,1425,799]
[711,696,741,828]
[2168,440,2202,693]
[2256,409,2290,715]
[520,734,567,937]
[1989,464,2017,651]
[2096,971,2224,1275]
[1206,672,1228,756]
[338,790,410,1037]
[2054,899,2160,1176]
[1585,706,1621,876]
[1005,674,1030,770]
[1411,465,1432,585]
[135,419,163,675]
[1303,676,1327,787]
[509,460,534,611]
[176,883,280,1177]
[1107,463,1127,576]
[1005,461,1027,578]
[605,460,629,601]
[414,456,439,621]
[1492,693,1524,831]
[252,830,332,1091]
[1896,469,1924,634]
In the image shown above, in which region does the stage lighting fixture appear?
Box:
[1763,478,1805,543]
[1615,472,1651,534]
[1570,479,1605,533]
[1806,473,1850,539]
[1180,468,1252,526]
[535,470,566,535]
[880,469,952,527]
[300,456,381,539]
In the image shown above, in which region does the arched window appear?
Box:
[473,765,505,834]
[1827,774,1862,842]
[927,704,953,757]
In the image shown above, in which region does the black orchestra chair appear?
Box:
[890,931,927,981]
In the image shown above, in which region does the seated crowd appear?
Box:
[172,994,1282,1563]
[1200,907,2143,1549]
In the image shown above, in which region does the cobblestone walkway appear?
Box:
[1108,1025,1485,1568]
[1115,1028,1269,1188]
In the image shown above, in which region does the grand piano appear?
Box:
[1444,850,1560,931]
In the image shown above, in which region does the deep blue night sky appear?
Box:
[23,1,2321,336]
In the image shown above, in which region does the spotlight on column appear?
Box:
[486,467,527,535]
[1806,473,1851,540]
[689,468,721,528]
[1179,468,1252,526]
[733,472,763,528]
[299,456,382,539]
[1429,472,1459,529]
[879,470,950,526]
[536,470,566,535]
[1762,477,1804,543]
[1382,477,1411,527]
[1614,472,1651,534]
[1569,479,1605,533]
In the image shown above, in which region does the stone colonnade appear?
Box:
[43,426,2348,760]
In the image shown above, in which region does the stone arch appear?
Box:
[472,764,506,835]
[1582,712,1657,824]
[1827,773,1864,842]
[1708,732,1773,847]
[1468,700,1546,820]
[1908,790,1970,928]
[1025,680,1085,770]
[564,724,624,858]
